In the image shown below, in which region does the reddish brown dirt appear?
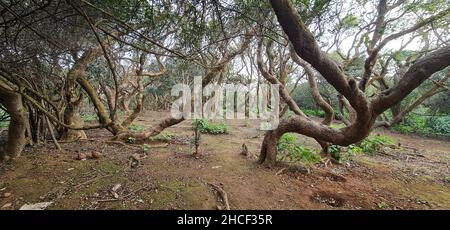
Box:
[0,111,449,210]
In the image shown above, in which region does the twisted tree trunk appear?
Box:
[259,0,450,166]
[0,84,27,162]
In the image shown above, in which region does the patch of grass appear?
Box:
[150,131,175,142]
[277,133,321,165]
[129,124,145,133]
[192,119,227,135]
[373,178,450,209]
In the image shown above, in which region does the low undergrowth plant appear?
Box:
[192,119,227,135]
[360,135,395,155]
[329,144,363,163]
[277,133,321,165]
[392,114,450,137]
[327,135,394,161]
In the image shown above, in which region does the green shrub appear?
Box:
[393,114,450,137]
[328,144,341,155]
[193,119,227,135]
[428,116,450,136]
[277,133,321,164]
[328,135,392,160]
[360,135,395,155]
[129,124,145,133]
[328,144,362,162]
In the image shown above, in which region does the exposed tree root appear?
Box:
[208,183,230,210]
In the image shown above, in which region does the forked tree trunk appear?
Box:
[61,48,103,140]
[0,84,27,162]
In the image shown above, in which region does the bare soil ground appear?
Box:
[1,111,449,210]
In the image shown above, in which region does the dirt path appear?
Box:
[1,111,449,210]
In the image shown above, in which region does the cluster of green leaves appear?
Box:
[328,135,394,161]
[328,144,363,162]
[303,109,325,118]
[277,133,321,164]
[360,135,395,155]
[150,131,175,142]
[192,119,228,135]
[129,124,145,133]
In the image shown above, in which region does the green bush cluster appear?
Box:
[428,116,450,136]
[277,133,321,164]
[328,135,394,161]
[192,119,227,135]
[328,144,363,162]
[393,115,450,137]
[360,135,395,155]
[303,109,325,118]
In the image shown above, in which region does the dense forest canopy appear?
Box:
[0,0,449,166]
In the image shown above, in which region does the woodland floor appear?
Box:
[1,111,450,210]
